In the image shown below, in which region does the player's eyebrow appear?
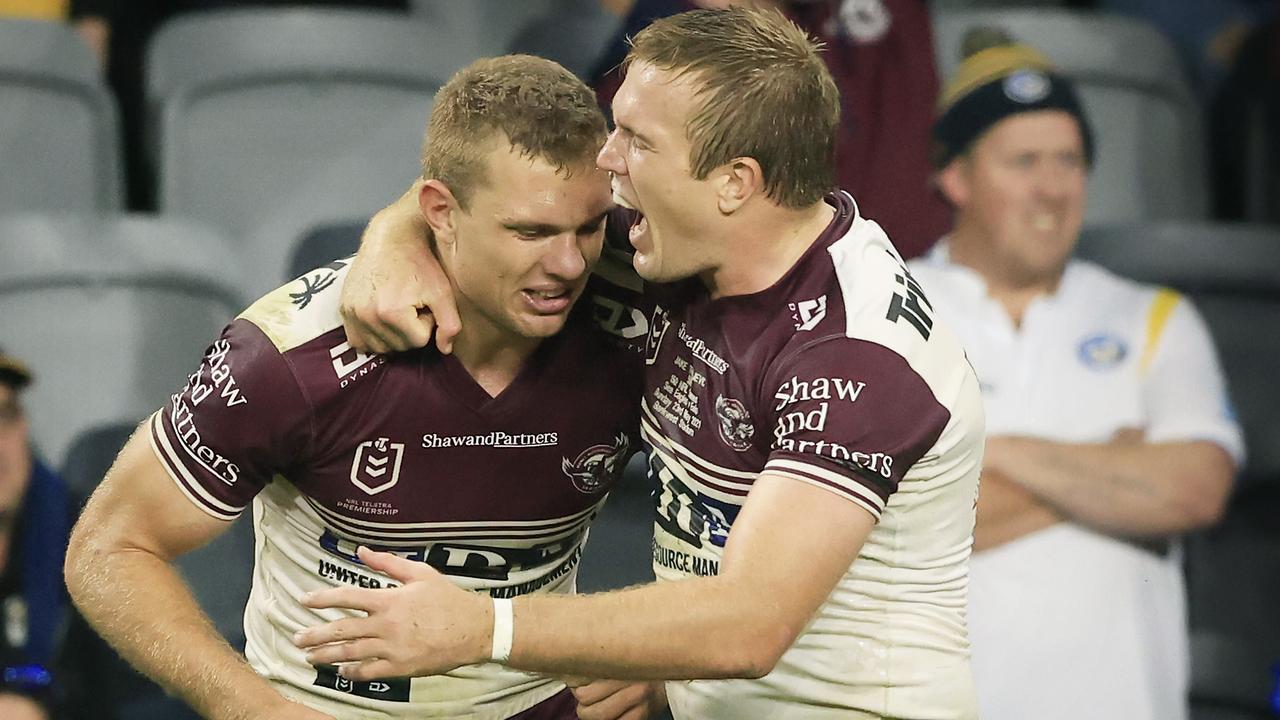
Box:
[615,122,657,149]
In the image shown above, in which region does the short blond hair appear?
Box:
[625,8,839,208]
[422,55,608,209]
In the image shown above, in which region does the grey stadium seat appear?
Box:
[60,419,140,507]
[1076,222,1280,719]
[149,8,479,296]
[411,0,622,79]
[287,219,365,281]
[932,9,1208,226]
[0,213,245,467]
[0,18,123,212]
[408,0,560,59]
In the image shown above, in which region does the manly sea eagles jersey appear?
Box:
[643,193,985,720]
[149,257,644,719]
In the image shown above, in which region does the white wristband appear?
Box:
[490,598,514,663]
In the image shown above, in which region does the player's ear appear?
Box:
[419,180,459,243]
[714,157,763,215]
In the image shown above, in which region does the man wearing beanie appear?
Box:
[909,30,1243,720]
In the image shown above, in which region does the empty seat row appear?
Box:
[0,213,244,465]
[0,18,122,213]
[0,6,1233,284]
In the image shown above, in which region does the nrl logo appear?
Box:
[350,437,405,495]
[562,433,630,494]
[715,395,754,452]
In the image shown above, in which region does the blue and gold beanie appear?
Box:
[932,28,1095,168]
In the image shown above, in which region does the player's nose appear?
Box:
[597,130,627,175]
[543,232,588,280]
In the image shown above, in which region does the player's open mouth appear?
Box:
[629,213,649,246]
[612,185,649,248]
[523,288,573,314]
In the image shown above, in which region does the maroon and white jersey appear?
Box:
[149,258,644,719]
[645,193,984,719]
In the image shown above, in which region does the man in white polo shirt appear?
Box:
[909,29,1245,720]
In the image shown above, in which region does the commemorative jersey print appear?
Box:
[149,259,646,717]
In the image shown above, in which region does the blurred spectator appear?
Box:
[0,350,71,717]
[0,350,70,668]
[592,0,950,258]
[912,31,1243,720]
[1209,12,1280,222]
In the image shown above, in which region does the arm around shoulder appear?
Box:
[340,179,459,355]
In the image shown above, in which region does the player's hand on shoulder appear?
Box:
[294,546,489,678]
[568,678,668,720]
[339,240,453,355]
[340,189,460,355]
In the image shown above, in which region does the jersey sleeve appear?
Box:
[762,337,951,520]
[149,318,313,520]
[1142,294,1245,465]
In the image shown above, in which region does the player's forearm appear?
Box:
[989,437,1233,538]
[363,180,430,251]
[64,538,288,720]
[508,574,793,680]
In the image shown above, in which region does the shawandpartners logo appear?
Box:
[676,323,729,374]
[421,431,558,449]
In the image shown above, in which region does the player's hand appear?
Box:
[567,678,668,720]
[340,183,461,355]
[293,547,490,679]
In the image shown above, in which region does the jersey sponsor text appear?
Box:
[420,431,558,448]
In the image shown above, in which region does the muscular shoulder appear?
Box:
[797,216,961,386]
[239,259,351,354]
